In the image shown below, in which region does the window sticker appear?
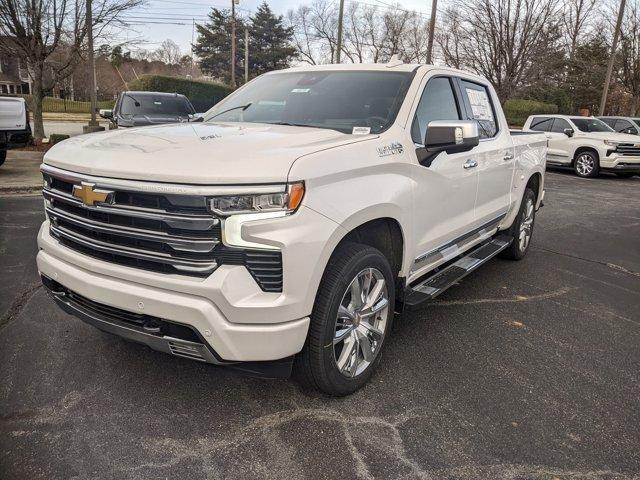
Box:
[291,88,310,93]
[352,126,371,135]
[465,88,494,121]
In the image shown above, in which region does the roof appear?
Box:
[123,91,186,97]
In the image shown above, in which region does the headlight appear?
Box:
[604,140,620,147]
[208,182,305,216]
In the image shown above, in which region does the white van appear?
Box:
[0,96,33,166]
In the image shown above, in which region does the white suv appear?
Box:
[523,114,640,178]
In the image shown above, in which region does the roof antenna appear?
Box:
[386,54,403,68]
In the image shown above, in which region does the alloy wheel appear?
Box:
[576,154,595,176]
[519,197,534,252]
[333,268,390,378]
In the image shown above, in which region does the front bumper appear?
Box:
[602,152,640,172]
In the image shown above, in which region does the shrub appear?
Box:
[504,99,558,127]
[48,134,71,145]
[126,75,233,112]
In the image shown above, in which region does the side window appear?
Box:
[601,118,616,128]
[614,119,637,134]
[411,77,461,144]
[530,117,553,132]
[460,80,498,139]
[551,118,571,133]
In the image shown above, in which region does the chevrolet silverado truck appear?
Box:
[524,114,640,178]
[38,62,546,395]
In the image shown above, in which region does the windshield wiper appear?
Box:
[209,103,252,119]
[266,121,344,133]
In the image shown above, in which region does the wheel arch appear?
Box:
[572,145,600,165]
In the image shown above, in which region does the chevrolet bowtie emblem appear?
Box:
[72,182,113,206]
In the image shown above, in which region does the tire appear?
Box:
[0,150,6,167]
[294,242,395,396]
[500,188,536,261]
[615,172,635,178]
[574,150,599,178]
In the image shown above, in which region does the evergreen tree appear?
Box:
[248,2,297,78]
[193,8,245,86]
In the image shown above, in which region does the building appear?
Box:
[0,37,31,94]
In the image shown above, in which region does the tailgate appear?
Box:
[0,98,27,130]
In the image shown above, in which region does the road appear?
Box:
[1,172,639,479]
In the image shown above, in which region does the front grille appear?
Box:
[42,166,283,291]
[615,144,640,156]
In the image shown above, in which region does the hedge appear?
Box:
[504,99,558,127]
[126,75,233,112]
[17,95,114,113]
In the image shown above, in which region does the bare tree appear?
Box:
[562,0,598,61]
[153,39,181,65]
[618,0,640,114]
[0,0,141,140]
[287,5,320,64]
[439,0,562,102]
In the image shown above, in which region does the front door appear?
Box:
[407,74,479,281]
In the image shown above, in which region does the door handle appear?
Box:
[463,159,478,169]
[503,151,514,161]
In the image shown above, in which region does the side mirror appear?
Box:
[190,113,205,122]
[563,128,574,137]
[425,120,479,155]
[99,109,113,119]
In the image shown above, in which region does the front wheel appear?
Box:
[0,150,6,167]
[500,188,536,260]
[294,243,394,396]
[574,151,599,178]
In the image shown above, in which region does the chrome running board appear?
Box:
[404,235,512,308]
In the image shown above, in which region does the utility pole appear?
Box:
[231,0,236,88]
[336,0,345,63]
[426,0,437,64]
[83,0,104,133]
[599,0,626,116]
[244,27,249,83]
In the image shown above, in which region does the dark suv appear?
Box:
[100,91,200,128]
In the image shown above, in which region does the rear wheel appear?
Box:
[0,150,6,167]
[574,151,599,178]
[294,243,394,396]
[500,188,536,261]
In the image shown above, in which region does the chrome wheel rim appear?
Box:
[333,268,389,378]
[519,197,534,252]
[576,154,594,176]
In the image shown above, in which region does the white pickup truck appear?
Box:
[524,114,640,178]
[38,63,546,395]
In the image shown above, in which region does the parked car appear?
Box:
[598,116,640,136]
[99,91,200,128]
[523,114,640,178]
[38,62,547,395]
[0,96,32,166]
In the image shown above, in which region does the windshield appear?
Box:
[120,94,195,116]
[633,119,640,126]
[204,71,414,134]
[570,118,614,133]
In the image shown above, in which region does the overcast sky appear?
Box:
[115,0,435,56]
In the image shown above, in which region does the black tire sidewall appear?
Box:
[314,245,395,395]
[0,150,6,166]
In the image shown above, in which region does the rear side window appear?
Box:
[530,117,553,132]
[411,77,461,144]
[460,80,497,139]
[551,118,571,133]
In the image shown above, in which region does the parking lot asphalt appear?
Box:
[1,172,639,480]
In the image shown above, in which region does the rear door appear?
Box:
[529,116,571,164]
[457,78,513,226]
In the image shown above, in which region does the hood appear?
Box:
[43,122,373,184]
[576,131,640,143]
[118,114,192,127]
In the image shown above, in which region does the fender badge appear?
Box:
[377,141,404,157]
